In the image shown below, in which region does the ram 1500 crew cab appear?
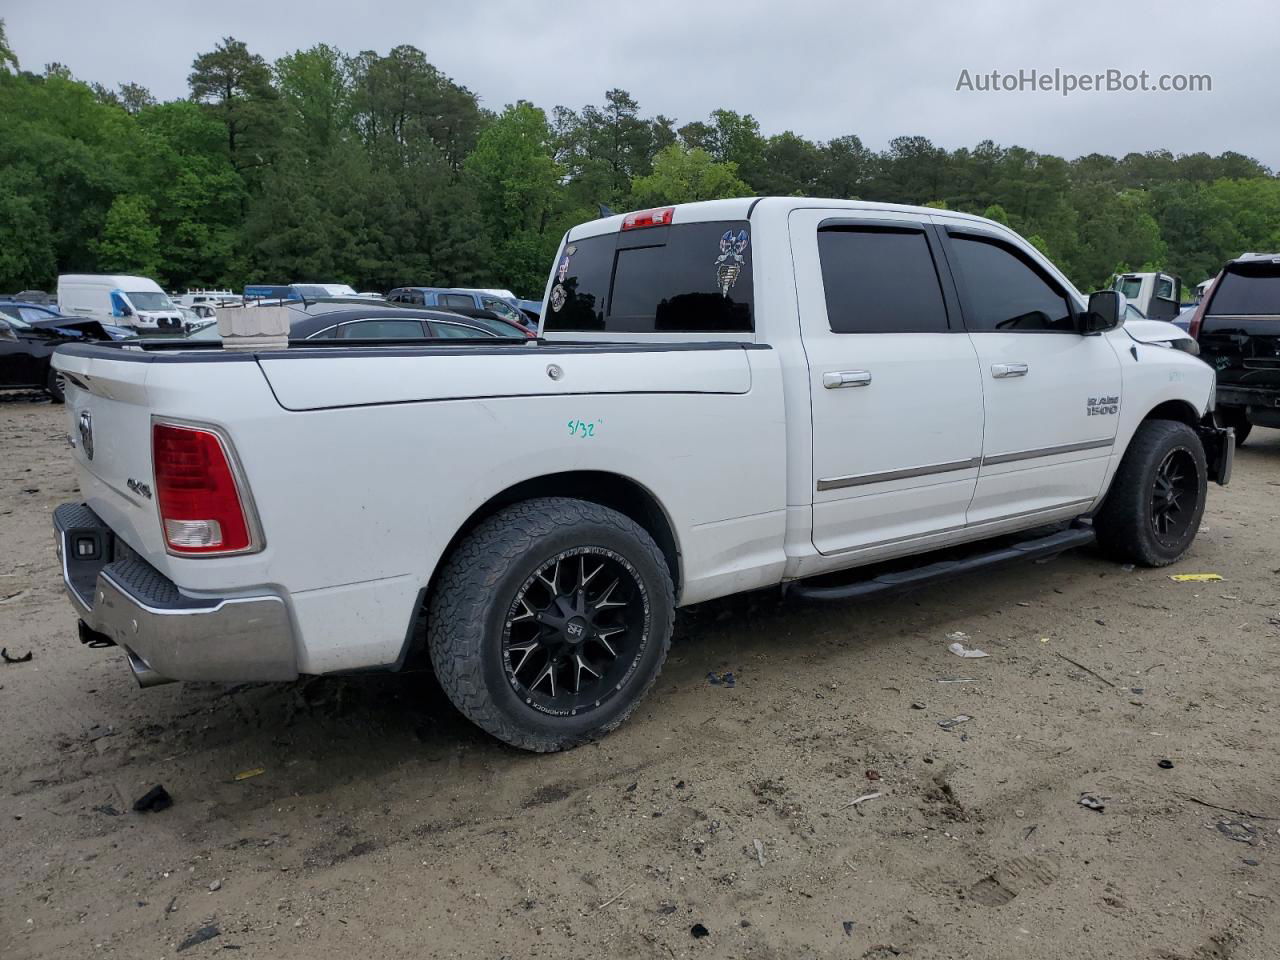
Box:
[51,198,1233,752]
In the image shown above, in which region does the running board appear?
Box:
[785,525,1096,603]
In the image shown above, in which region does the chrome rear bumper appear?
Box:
[54,503,299,684]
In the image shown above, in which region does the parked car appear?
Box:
[51,197,1230,754]
[1189,252,1280,445]
[516,299,543,325]
[58,275,184,332]
[0,301,133,340]
[183,303,516,342]
[1,310,119,401]
[386,287,532,330]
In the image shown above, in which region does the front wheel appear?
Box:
[427,497,674,752]
[46,367,66,404]
[1095,420,1207,567]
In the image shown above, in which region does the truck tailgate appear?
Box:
[1199,314,1280,389]
[53,347,167,559]
[258,343,755,410]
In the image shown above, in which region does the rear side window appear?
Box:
[340,319,426,339]
[440,294,475,309]
[1209,265,1280,315]
[948,234,1074,333]
[429,321,494,338]
[818,227,949,333]
[544,220,754,333]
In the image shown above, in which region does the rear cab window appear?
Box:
[544,220,754,333]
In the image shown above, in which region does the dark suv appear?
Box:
[1191,253,1280,445]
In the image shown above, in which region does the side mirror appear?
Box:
[0,318,15,341]
[1082,290,1123,334]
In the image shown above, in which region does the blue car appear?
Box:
[385,287,534,332]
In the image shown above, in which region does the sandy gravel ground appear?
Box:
[1,395,1278,960]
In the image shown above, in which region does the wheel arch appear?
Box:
[430,470,682,605]
[1139,398,1202,430]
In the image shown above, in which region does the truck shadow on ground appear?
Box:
[90,540,1119,814]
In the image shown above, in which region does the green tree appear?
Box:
[629,145,751,207]
[188,37,280,174]
[465,102,564,295]
[0,18,19,74]
[92,195,162,277]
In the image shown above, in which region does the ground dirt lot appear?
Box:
[2,396,1278,960]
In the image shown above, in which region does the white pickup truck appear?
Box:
[51,198,1233,752]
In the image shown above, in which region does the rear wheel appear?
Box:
[1095,420,1207,567]
[426,497,674,752]
[46,367,66,404]
[1216,407,1251,447]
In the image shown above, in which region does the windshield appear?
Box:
[0,304,33,329]
[1115,277,1143,301]
[127,291,175,311]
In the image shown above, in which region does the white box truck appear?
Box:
[57,275,184,332]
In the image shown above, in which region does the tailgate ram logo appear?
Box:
[78,410,94,460]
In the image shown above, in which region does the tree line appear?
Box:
[1,24,1277,299]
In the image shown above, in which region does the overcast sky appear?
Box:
[6,0,1277,166]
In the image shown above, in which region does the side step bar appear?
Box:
[785,525,1096,603]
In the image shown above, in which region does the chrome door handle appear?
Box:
[823,370,872,389]
[991,362,1029,379]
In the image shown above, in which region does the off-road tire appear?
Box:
[1095,420,1207,567]
[426,497,674,752]
[46,367,66,404]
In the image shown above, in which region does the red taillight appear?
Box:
[621,206,675,230]
[152,422,254,555]
[1187,272,1218,340]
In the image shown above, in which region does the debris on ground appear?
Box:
[690,923,710,938]
[938,715,971,731]
[133,784,173,813]
[176,924,220,952]
[1158,759,1174,769]
[1055,652,1117,688]
[842,791,882,810]
[208,879,222,892]
[1169,573,1223,582]
[233,767,265,781]
[1079,794,1106,812]
[910,701,926,710]
[1121,564,1135,572]
[706,671,736,687]
[1216,820,1258,844]
[752,838,766,866]
[843,920,856,935]
[91,804,120,816]
[1243,859,1260,867]
[947,641,989,659]
[935,677,979,683]
[1,647,33,664]
[866,770,881,781]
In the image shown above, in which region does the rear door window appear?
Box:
[339,319,428,339]
[1209,265,1280,315]
[544,220,754,333]
[440,294,476,309]
[818,226,950,333]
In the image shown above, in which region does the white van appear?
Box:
[57,275,184,332]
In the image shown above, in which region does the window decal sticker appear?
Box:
[715,229,749,297]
